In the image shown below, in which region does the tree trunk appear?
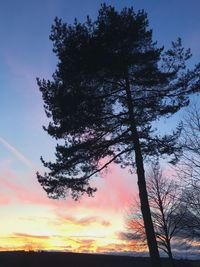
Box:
[125,78,161,267]
[167,240,175,267]
[158,197,175,267]
[133,129,161,267]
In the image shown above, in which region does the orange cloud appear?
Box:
[13,233,50,239]
[0,231,142,253]
[75,239,95,253]
[101,220,111,227]
[0,157,138,254]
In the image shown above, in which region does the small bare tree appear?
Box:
[179,104,200,180]
[126,163,187,267]
[181,186,200,239]
[178,104,200,238]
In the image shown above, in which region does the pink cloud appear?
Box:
[77,163,137,212]
[0,156,137,238]
[55,214,111,227]
[78,216,110,226]
[0,193,11,205]
[0,172,54,207]
[46,163,138,228]
[0,161,136,224]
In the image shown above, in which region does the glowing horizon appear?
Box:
[0,137,137,253]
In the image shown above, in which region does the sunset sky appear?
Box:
[0,0,200,257]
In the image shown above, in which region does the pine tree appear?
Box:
[37,4,200,267]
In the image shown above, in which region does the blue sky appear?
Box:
[0,0,200,166]
[0,0,199,255]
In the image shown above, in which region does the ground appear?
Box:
[0,251,199,267]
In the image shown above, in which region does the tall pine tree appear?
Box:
[37,4,200,267]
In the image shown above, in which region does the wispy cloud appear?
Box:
[0,136,33,168]
[14,233,50,239]
[56,214,111,227]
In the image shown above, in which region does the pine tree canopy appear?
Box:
[37,4,200,200]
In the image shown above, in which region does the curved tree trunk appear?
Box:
[125,77,161,267]
[133,128,161,267]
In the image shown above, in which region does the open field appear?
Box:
[0,251,199,267]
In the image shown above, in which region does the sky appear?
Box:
[0,0,200,257]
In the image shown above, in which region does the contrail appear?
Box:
[0,136,33,168]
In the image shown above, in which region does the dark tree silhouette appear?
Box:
[126,163,188,267]
[180,104,200,182]
[178,105,200,239]
[37,4,200,267]
[147,164,186,266]
[181,186,200,239]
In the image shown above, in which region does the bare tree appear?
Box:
[181,186,200,239]
[178,104,200,238]
[180,104,200,181]
[126,163,187,267]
